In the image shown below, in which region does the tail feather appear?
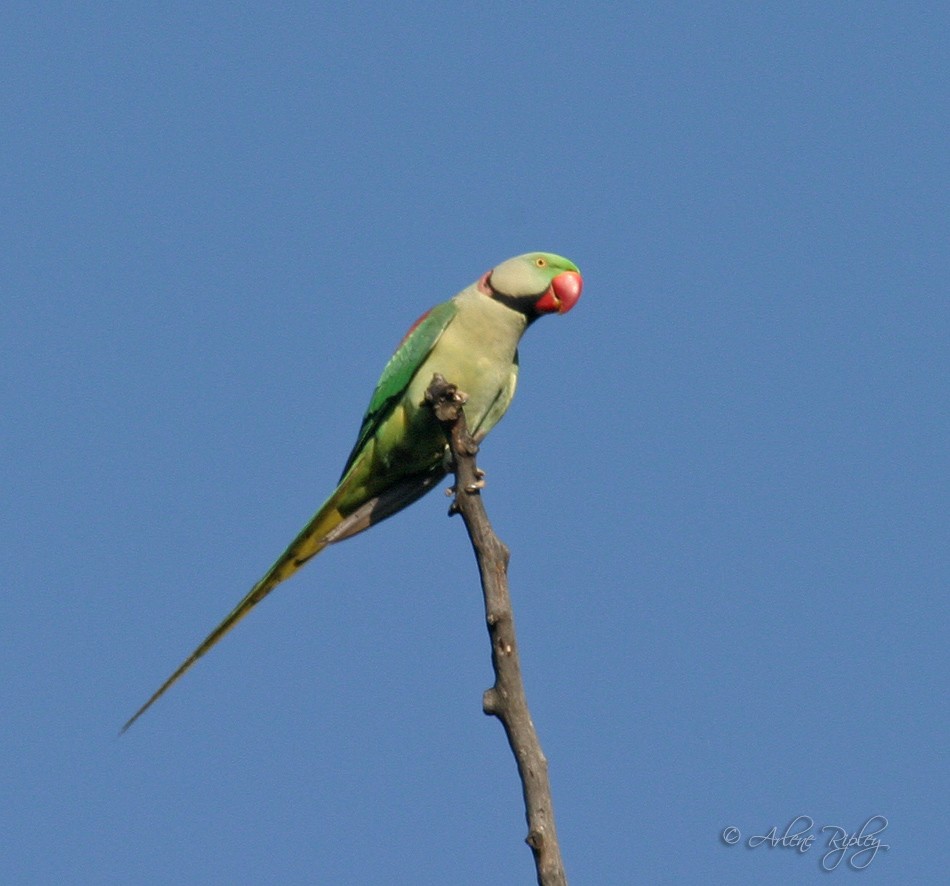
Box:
[120,499,345,733]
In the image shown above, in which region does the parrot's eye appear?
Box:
[535,257,546,268]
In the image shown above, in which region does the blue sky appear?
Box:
[3,3,946,883]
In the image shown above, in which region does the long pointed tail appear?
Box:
[120,499,345,733]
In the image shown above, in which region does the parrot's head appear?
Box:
[478,252,582,317]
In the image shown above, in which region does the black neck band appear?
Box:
[489,290,542,322]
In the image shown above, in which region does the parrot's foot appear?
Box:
[445,468,486,514]
[444,467,486,497]
[464,467,486,492]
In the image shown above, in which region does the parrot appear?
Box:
[122,251,582,732]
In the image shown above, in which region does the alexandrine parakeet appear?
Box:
[123,251,582,731]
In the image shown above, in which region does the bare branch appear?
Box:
[425,374,567,886]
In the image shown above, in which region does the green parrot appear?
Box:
[122,251,582,732]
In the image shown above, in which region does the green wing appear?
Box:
[339,299,457,479]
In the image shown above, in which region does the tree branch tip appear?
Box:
[424,373,469,422]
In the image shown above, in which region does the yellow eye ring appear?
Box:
[535,257,547,268]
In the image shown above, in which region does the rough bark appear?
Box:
[425,374,567,886]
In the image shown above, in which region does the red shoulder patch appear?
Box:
[398,309,432,346]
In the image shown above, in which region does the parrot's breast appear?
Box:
[406,289,526,434]
[354,289,527,492]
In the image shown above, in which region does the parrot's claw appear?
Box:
[444,473,486,498]
[444,471,485,514]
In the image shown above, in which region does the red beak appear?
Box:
[535,270,583,314]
